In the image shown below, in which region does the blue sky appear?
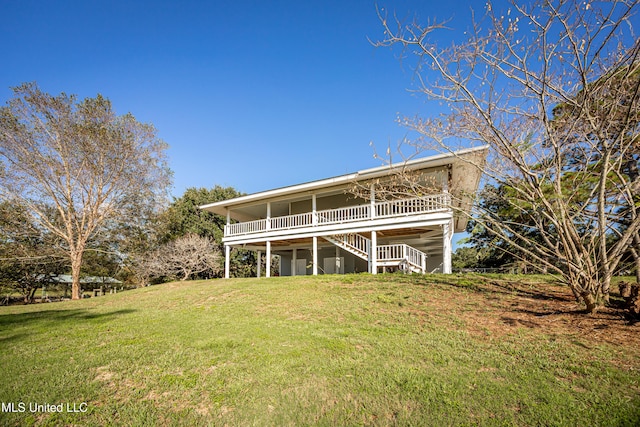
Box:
[1,0,484,198]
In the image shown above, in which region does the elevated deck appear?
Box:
[223,193,451,242]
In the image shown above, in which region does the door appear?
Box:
[323,257,344,274]
[294,259,307,275]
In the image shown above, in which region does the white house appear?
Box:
[200,146,487,278]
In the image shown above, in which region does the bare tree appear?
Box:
[158,234,221,281]
[129,248,164,287]
[134,234,221,283]
[0,83,171,299]
[375,0,640,312]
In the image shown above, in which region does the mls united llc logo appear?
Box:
[2,402,88,413]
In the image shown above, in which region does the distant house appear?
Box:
[200,147,487,278]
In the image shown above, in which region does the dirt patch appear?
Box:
[423,277,640,348]
[94,366,114,382]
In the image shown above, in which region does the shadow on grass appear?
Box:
[513,307,587,317]
[0,308,137,329]
[0,333,28,344]
[403,273,574,303]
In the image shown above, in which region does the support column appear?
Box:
[312,236,318,275]
[292,248,297,277]
[312,194,317,225]
[224,209,231,279]
[257,250,262,278]
[335,246,340,274]
[266,202,271,230]
[224,245,230,279]
[266,241,271,278]
[443,218,453,274]
[370,231,378,275]
[370,183,376,219]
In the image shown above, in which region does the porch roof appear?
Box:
[200,146,488,220]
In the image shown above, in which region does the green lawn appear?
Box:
[1,274,638,426]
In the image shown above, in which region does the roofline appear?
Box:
[200,145,488,211]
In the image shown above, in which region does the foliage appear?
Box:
[462,182,571,272]
[80,240,125,282]
[376,0,640,312]
[0,201,67,302]
[124,186,258,285]
[0,83,172,299]
[156,186,258,278]
[452,246,491,269]
[158,186,242,244]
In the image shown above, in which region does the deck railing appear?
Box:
[378,244,426,272]
[226,218,267,236]
[224,193,450,237]
[326,233,370,258]
[317,204,370,224]
[270,212,313,230]
[375,196,447,217]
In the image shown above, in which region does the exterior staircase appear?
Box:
[323,233,369,260]
[323,233,427,274]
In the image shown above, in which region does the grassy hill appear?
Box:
[1,274,639,426]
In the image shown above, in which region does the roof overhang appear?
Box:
[200,146,488,221]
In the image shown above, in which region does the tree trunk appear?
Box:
[628,245,640,283]
[25,287,37,304]
[582,292,599,314]
[632,245,640,283]
[602,274,611,304]
[71,251,84,300]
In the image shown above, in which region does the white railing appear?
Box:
[317,205,370,224]
[226,218,267,236]
[345,233,369,255]
[375,194,449,217]
[377,244,405,261]
[378,244,426,272]
[326,235,426,272]
[334,233,369,256]
[322,233,371,260]
[225,193,450,237]
[405,245,425,270]
[270,212,313,230]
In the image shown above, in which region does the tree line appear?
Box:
[0,182,256,302]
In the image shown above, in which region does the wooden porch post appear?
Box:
[312,236,318,275]
[224,245,230,279]
[370,231,378,275]
[370,183,376,219]
[266,202,271,230]
[224,209,231,279]
[312,194,317,225]
[443,218,453,274]
[292,248,297,277]
[266,241,271,278]
[257,250,262,278]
